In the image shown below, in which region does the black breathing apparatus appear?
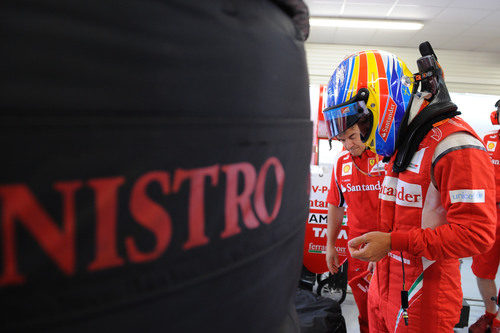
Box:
[392,41,461,173]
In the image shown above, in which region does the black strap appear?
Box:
[393,101,460,173]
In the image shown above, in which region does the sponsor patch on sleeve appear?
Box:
[449,189,485,203]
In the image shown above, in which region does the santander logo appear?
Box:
[379,176,423,208]
[378,98,397,142]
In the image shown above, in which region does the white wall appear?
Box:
[450,92,500,139]
[306,43,500,95]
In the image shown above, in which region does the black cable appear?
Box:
[400,251,409,326]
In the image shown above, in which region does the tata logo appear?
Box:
[487,141,497,152]
[378,98,397,142]
[311,228,348,239]
[379,177,422,208]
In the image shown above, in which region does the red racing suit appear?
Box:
[471,131,500,279]
[369,117,497,332]
[326,148,384,332]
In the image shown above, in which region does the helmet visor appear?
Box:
[323,101,366,139]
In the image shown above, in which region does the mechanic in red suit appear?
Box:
[469,100,500,333]
[325,122,384,333]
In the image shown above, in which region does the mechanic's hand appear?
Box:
[348,232,391,262]
[325,244,340,274]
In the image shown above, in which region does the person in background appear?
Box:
[324,44,496,332]
[469,100,500,333]
[324,119,384,333]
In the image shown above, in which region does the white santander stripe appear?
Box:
[395,180,422,208]
[379,176,397,201]
[379,177,423,207]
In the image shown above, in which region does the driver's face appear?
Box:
[335,124,365,157]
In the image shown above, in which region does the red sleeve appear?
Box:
[391,147,497,260]
[326,163,344,207]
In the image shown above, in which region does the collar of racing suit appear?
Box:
[392,92,460,173]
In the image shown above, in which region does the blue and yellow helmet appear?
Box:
[323,50,413,157]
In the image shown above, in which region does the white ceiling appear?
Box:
[304,0,500,53]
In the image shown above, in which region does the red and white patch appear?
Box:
[341,106,350,114]
[406,148,426,174]
[341,162,352,176]
[378,98,397,142]
[430,128,443,142]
